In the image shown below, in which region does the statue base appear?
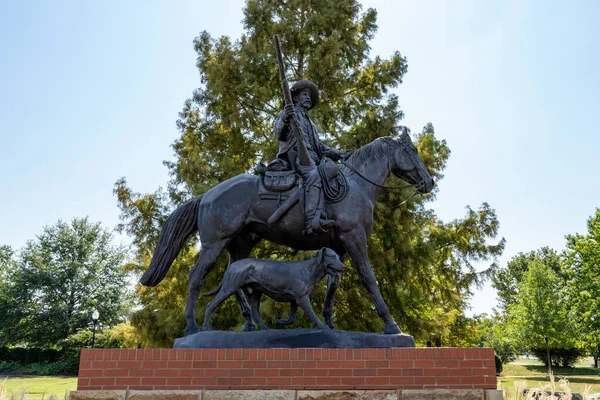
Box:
[173,328,415,348]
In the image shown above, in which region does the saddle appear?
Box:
[257,158,346,203]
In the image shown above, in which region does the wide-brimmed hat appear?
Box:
[290,79,319,109]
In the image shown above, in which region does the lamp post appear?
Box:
[91,309,100,348]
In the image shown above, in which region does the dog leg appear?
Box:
[297,296,329,330]
[276,302,298,326]
[247,291,270,331]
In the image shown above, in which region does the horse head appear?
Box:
[389,127,434,194]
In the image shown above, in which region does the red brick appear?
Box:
[460,359,483,367]
[414,360,435,368]
[366,360,389,368]
[328,369,353,376]
[353,368,377,376]
[403,368,424,376]
[205,369,229,377]
[389,360,414,368]
[473,368,496,376]
[341,377,365,385]
[191,377,218,385]
[365,376,390,386]
[117,360,142,369]
[154,369,180,377]
[219,360,243,368]
[141,377,166,386]
[448,348,458,359]
[255,368,279,377]
[377,369,403,376]
[472,348,481,359]
[344,360,365,368]
[304,368,324,376]
[130,369,153,377]
[78,369,100,377]
[461,376,486,385]
[292,360,317,368]
[103,369,130,377]
[167,360,192,368]
[306,348,314,360]
[423,368,448,376]
[292,377,316,386]
[90,377,115,386]
[115,377,141,386]
[317,377,341,386]
[267,377,291,385]
[268,360,292,368]
[167,377,193,385]
[192,360,217,368]
[483,359,496,368]
[317,360,340,368]
[415,377,436,385]
[77,377,89,388]
[436,359,459,368]
[242,377,267,385]
[230,369,254,377]
[79,361,92,369]
[93,361,117,369]
[448,368,472,376]
[180,368,204,377]
[280,368,304,376]
[243,360,267,368]
[142,360,167,369]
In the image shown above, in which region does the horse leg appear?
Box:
[341,230,402,334]
[227,236,260,332]
[184,239,228,336]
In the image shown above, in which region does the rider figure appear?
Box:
[274,79,350,235]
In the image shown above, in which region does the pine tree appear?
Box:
[115,0,504,346]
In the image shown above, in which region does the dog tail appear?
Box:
[202,282,223,297]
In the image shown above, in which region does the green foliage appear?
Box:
[492,247,562,313]
[0,361,22,372]
[564,209,600,360]
[473,314,518,366]
[0,218,132,348]
[116,0,504,344]
[506,259,580,372]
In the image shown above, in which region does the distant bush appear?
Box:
[0,360,22,372]
[530,348,587,368]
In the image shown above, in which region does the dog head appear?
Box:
[315,248,346,276]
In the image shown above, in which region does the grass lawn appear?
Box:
[500,356,600,395]
[0,376,77,400]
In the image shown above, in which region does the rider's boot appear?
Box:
[303,184,334,235]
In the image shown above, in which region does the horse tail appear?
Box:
[140,195,202,287]
[202,282,222,297]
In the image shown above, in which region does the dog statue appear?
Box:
[202,247,345,331]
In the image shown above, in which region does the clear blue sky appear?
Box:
[1,1,599,316]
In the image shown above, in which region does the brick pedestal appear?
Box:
[76,348,496,392]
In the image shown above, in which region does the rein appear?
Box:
[341,162,422,207]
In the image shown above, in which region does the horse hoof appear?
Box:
[325,319,335,329]
[384,322,402,334]
[242,321,256,332]
[184,325,201,336]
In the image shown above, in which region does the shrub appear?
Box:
[530,348,586,368]
[0,360,22,372]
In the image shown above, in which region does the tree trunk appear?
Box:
[594,355,598,369]
[546,337,552,376]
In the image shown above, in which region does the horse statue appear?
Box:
[140,128,434,336]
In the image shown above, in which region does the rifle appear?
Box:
[274,34,314,167]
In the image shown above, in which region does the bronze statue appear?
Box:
[201,248,345,331]
[140,129,433,336]
[140,36,434,337]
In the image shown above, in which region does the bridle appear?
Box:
[341,136,425,206]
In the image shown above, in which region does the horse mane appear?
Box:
[346,136,395,168]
